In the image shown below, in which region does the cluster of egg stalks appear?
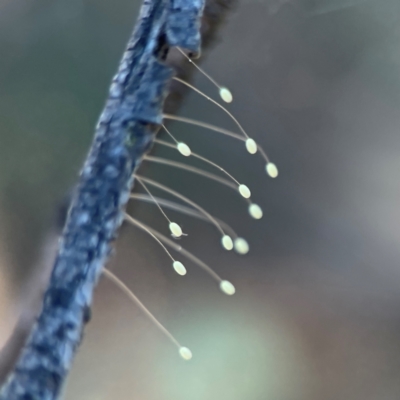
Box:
[151,50,278,268]
[104,47,279,361]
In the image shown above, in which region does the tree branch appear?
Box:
[0,0,237,398]
[0,0,201,398]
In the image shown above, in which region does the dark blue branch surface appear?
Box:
[0,0,204,398]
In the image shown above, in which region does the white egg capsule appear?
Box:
[234,238,249,255]
[177,142,191,157]
[219,280,236,295]
[179,347,193,360]
[169,222,183,237]
[245,138,258,154]
[219,87,233,103]
[173,261,187,276]
[238,184,251,199]
[248,204,263,220]
[221,235,234,250]
[266,162,278,178]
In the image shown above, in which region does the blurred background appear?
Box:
[1,0,400,398]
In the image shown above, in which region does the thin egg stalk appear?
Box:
[177,47,232,103]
